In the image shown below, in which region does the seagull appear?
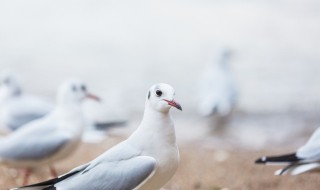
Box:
[82,98,127,129]
[255,127,320,175]
[197,48,237,117]
[0,70,53,132]
[81,99,127,143]
[0,70,121,143]
[11,83,182,190]
[0,78,99,185]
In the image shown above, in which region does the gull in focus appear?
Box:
[0,70,53,132]
[255,127,320,175]
[197,48,237,117]
[0,78,99,185]
[12,83,182,190]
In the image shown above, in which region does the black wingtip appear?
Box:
[43,186,57,190]
[255,153,300,164]
[94,121,127,130]
[14,170,80,189]
[255,156,267,164]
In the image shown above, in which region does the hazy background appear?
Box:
[1,0,320,149]
[2,1,320,189]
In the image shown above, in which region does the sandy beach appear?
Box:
[1,135,320,190]
[0,0,320,189]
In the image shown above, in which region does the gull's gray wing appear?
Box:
[297,128,320,160]
[12,142,156,190]
[0,133,69,160]
[0,115,69,160]
[56,156,156,190]
[6,113,47,131]
[3,94,53,130]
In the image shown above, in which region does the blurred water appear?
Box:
[0,0,320,114]
[0,0,320,148]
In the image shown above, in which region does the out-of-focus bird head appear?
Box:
[57,78,100,105]
[216,47,233,68]
[0,70,22,99]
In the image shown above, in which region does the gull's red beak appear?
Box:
[163,99,182,111]
[86,93,101,102]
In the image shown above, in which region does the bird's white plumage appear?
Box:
[81,99,127,143]
[0,70,125,144]
[275,163,320,176]
[257,127,320,175]
[0,70,53,132]
[82,99,126,125]
[12,83,181,190]
[198,48,237,116]
[0,79,89,169]
[297,127,320,160]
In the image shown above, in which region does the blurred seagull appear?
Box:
[11,83,182,190]
[0,70,53,132]
[0,78,99,185]
[83,100,126,130]
[255,127,320,175]
[0,70,125,143]
[198,48,237,117]
[81,99,127,143]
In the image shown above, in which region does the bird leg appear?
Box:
[49,165,58,178]
[22,168,31,186]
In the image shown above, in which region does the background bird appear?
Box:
[11,83,182,190]
[0,70,126,143]
[0,78,99,185]
[0,70,53,132]
[255,127,320,175]
[81,99,127,143]
[197,47,238,117]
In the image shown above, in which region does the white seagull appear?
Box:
[255,127,320,175]
[0,70,53,132]
[197,48,237,117]
[81,99,127,143]
[11,83,182,190]
[0,70,121,144]
[0,78,99,185]
[82,98,127,130]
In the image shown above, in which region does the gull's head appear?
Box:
[216,47,232,67]
[57,78,100,105]
[0,70,21,98]
[220,48,232,60]
[146,83,182,113]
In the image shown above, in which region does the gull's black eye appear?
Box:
[156,90,162,97]
[81,85,87,92]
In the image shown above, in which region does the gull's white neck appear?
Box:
[54,102,85,137]
[0,88,21,103]
[128,104,176,148]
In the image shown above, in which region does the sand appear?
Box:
[1,135,320,190]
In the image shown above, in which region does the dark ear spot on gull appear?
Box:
[81,85,87,92]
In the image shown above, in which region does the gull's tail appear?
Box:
[255,153,301,165]
[275,163,320,175]
[9,170,79,190]
[93,120,127,131]
[10,163,89,190]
